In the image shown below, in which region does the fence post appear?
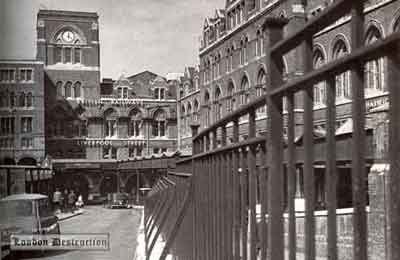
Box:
[263,16,287,260]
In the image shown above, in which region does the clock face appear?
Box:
[62,31,74,42]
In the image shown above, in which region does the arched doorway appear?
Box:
[99,174,118,196]
[70,175,90,202]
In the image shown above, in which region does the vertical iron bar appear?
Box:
[326,76,338,260]
[248,109,257,260]
[387,39,400,260]
[240,148,248,260]
[264,18,286,260]
[303,33,315,260]
[287,92,296,260]
[351,2,367,260]
[233,119,241,260]
[260,144,268,260]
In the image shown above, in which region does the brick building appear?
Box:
[174,0,400,258]
[7,9,180,201]
[0,60,45,165]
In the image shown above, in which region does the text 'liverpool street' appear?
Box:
[2,0,400,260]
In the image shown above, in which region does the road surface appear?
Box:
[18,206,142,260]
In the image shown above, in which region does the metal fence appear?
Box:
[144,0,400,259]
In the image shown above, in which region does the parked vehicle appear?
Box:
[104,193,131,209]
[0,194,60,258]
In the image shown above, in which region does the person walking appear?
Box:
[52,188,62,213]
[68,190,76,213]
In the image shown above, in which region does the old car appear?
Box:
[0,194,60,258]
[104,193,131,209]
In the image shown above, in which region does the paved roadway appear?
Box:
[18,206,142,260]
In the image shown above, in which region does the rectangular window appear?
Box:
[161,148,167,153]
[21,138,33,148]
[123,88,128,99]
[0,117,15,135]
[74,48,81,64]
[153,148,160,154]
[55,47,62,63]
[152,121,159,137]
[65,48,72,63]
[21,117,33,133]
[154,88,159,99]
[160,88,165,99]
[159,121,166,137]
[129,147,135,158]
[19,69,33,82]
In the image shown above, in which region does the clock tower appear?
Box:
[37,10,100,100]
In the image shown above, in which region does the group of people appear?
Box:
[52,188,84,214]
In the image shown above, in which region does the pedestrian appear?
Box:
[52,188,62,213]
[68,190,76,213]
[75,193,84,208]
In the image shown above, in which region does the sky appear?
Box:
[0,0,225,79]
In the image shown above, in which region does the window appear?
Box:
[21,138,33,149]
[74,82,81,98]
[19,92,26,107]
[27,93,33,107]
[214,87,222,120]
[240,76,249,105]
[153,110,167,137]
[64,81,72,98]
[0,69,16,82]
[333,40,350,100]
[256,30,264,57]
[105,120,117,137]
[56,81,63,96]
[313,50,326,106]
[256,69,267,114]
[365,26,384,94]
[111,147,117,159]
[74,48,81,64]
[123,88,128,99]
[64,48,72,63]
[10,92,15,108]
[153,148,160,154]
[227,82,235,113]
[19,69,33,82]
[161,148,167,153]
[129,109,142,137]
[0,117,15,135]
[55,47,62,63]
[21,117,33,133]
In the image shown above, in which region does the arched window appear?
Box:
[256,69,267,114]
[226,49,231,73]
[204,91,211,126]
[240,76,249,105]
[56,81,63,96]
[256,29,264,57]
[187,103,192,134]
[64,81,72,98]
[313,49,326,105]
[129,109,142,137]
[103,109,118,137]
[153,109,167,137]
[227,81,235,113]
[193,99,199,121]
[365,26,384,95]
[19,92,26,107]
[214,86,222,120]
[181,105,186,136]
[230,45,235,71]
[333,40,350,100]
[74,82,81,98]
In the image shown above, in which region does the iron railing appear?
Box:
[144,0,400,259]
